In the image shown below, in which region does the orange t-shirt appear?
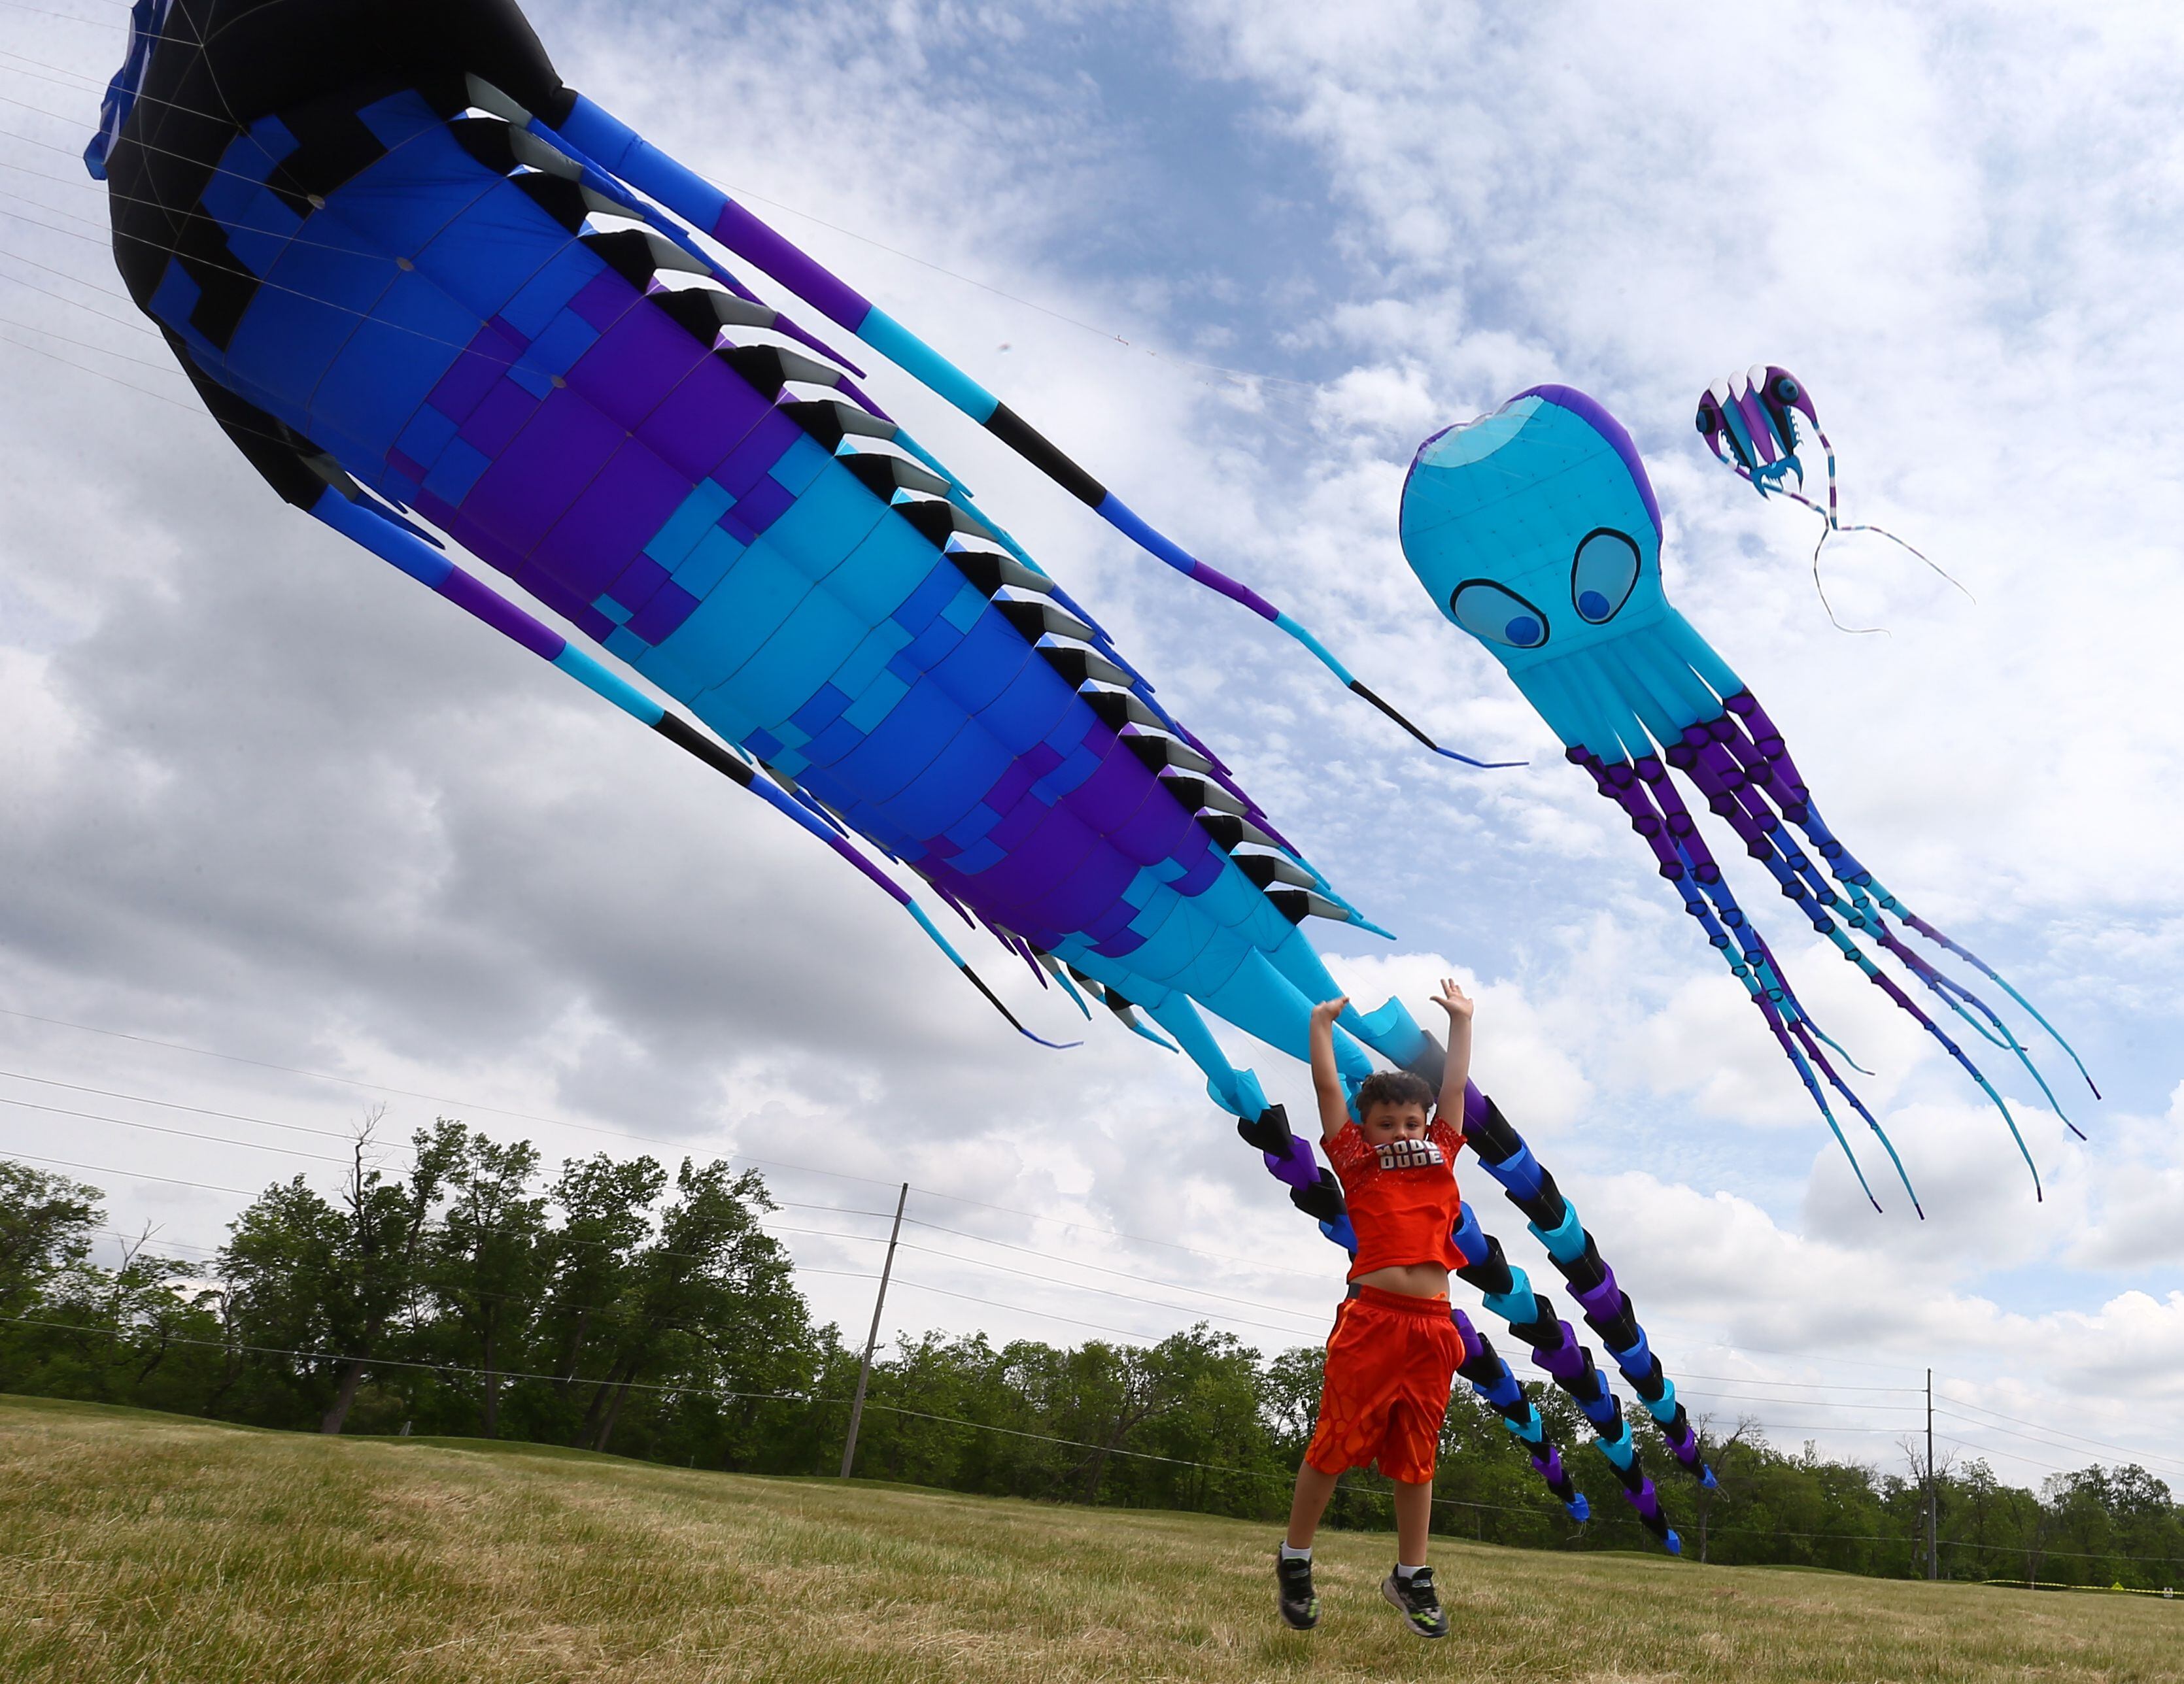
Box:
[1325,1115,1465,1281]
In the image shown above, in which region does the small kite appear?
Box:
[1694,365,1968,633]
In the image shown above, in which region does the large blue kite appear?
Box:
[86,0,1711,1545]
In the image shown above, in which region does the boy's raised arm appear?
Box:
[1307,996,1352,1142]
[1432,977,1475,1122]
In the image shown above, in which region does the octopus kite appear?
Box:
[1399,387,2094,1213]
[87,0,1708,1546]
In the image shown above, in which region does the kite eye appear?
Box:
[1451,580,1550,649]
[1695,405,1716,435]
[1571,529,1641,624]
[1774,377,1800,401]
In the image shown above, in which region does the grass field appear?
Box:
[2,1394,2177,1683]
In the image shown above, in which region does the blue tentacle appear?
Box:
[1670,732,2043,1198]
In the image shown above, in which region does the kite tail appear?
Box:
[1806,427,1974,598]
[1664,712,2045,1200]
[1034,953,1095,1021]
[1237,1105,1593,1525]
[1743,428,1970,634]
[1449,1200,1680,1551]
[1713,687,2096,1111]
[1866,924,2084,1140]
[1573,749,1889,1209]
[1452,1309,1591,1523]
[1057,963,1182,1053]
[1784,1017,1923,1218]
[1896,907,2101,1102]
[538,95,1518,770]
[1731,691,2097,1103]
[310,486,1076,1051]
[1459,1090,1718,1491]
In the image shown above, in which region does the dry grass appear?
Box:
[1,1394,2177,1683]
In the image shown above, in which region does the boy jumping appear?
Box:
[1275,979,1473,1639]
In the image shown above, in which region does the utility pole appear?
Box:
[1926,1367,1938,1581]
[839,1182,908,1480]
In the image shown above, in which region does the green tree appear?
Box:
[0,1161,98,1323]
[424,1123,545,1438]
[575,1160,798,1454]
[218,1115,453,1433]
[532,1151,666,1436]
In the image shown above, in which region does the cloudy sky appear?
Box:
[3,0,2181,1500]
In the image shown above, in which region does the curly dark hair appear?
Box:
[1355,1069,1435,1120]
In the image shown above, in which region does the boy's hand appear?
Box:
[1431,978,1474,1023]
[1310,995,1350,1029]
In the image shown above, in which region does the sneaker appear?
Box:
[1382,1566,1450,1639]
[1274,1551,1319,1630]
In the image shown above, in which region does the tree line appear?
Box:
[3,1136,2179,1591]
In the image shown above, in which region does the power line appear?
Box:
[90,1190,2129,1441]
[0,260,162,330]
[0,1069,1333,1315]
[0,1094,355,1160]
[893,1211,1335,1317]
[0,220,137,295]
[1674,1372,1924,1394]
[8,1151,857,1277]
[0,1310,813,1402]
[0,51,105,94]
[0,151,111,195]
[882,1239,1322,1339]
[1674,1389,1920,1413]
[1676,1335,1932,1378]
[0,1007,915,1192]
[13,1075,2180,1472]
[1930,1432,2159,1487]
[73,1196,2184,1488]
[44,1096,1978,1353]
[0,1010,1330,1277]
[2,1147,253,1195]
[12,1085,2182,1481]
[0,1,122,24]
[0,1067,390,1139]
[1937,1392,2184,1479]
[0,303,180,367]
[0,312,205,409]
[1934,1407,2184,1483]
[772,1220,1309,1323]
[17,1126,1320,1343]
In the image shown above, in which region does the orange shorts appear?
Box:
[1304,1285,1461,1485]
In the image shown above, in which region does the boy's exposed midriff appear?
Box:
[1353,1260,1450,1298]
